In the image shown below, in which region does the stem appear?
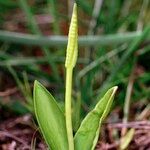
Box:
[65,68,74,150]
[122,60,135,136]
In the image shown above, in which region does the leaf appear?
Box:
[120,128,135,150]
[74,86,118,150]
[34,80,68,150]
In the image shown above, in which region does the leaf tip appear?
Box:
[112,86,118,93]
[33,80,42,100]
[34,80,39,86]
[73,3,77,13]
[34,80,43,90]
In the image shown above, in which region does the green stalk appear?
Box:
[65,68,74,150]
[65,3,78,150]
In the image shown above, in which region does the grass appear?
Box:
[0,0,149,108]
[19,0,61,82]
[0,30,146,47]
[0,0,150,148]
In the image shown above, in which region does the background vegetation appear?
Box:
[0,0,150,149]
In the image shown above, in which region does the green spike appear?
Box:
[65,3,78,68]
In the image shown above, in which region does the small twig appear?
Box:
[96,141,119,150]
[137,104,150,120]
[135,133,150,146]
[0,131,30,148]
[0,87,17,97]
[108,121,150,129]
[0,114,32,129]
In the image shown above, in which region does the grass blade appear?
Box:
[120,128,135,150]
[47,0,60,34]
[0,30,147,47]
[19,0,61,82]
[96,25,150,100]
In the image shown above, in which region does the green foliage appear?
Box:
[74,86,117,150]
[34,81,68,150]
[34,81,117,150]
[8,66,33,112]
[34,76,117,150]
[33,3,118,150]
[1,0,149,149]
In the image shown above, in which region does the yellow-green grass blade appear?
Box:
[34,81,68,150]
[74,86,118,150]
[120,128,135,150]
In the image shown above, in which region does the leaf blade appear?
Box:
[120,128,135,150]
[34,80,68,150]
[74,86,118,150]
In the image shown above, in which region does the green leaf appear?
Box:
[74,86,118,150]
[34,80,68,150]
[120,128,135,150]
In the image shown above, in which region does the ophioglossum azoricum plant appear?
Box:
[33,3,118,150]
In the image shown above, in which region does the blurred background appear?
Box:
[0,0,150,149]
